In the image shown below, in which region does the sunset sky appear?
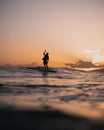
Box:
[0,0,104,66]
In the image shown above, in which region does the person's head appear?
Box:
[46,52,49,55]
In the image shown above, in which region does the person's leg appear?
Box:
[46,64,48,70]
[43,61,46,69]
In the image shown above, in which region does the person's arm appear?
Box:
[43,50,46,55]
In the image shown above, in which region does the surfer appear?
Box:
[42,50,49,70]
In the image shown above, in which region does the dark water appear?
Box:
[0,66,104,109]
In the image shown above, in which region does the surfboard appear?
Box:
[26,67,57,73]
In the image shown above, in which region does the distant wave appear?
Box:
[0,83,69,88]
[71,67,104,72]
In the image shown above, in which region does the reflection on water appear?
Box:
[0,95,104,120]
[42,70,49,85]
[0,66,104,119]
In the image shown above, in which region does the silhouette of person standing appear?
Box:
[42,50,49,70]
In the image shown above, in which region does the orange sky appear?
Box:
[0,0,104,67]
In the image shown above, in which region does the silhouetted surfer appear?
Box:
[42,50,49,70]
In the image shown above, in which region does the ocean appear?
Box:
[0,66,104,130]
